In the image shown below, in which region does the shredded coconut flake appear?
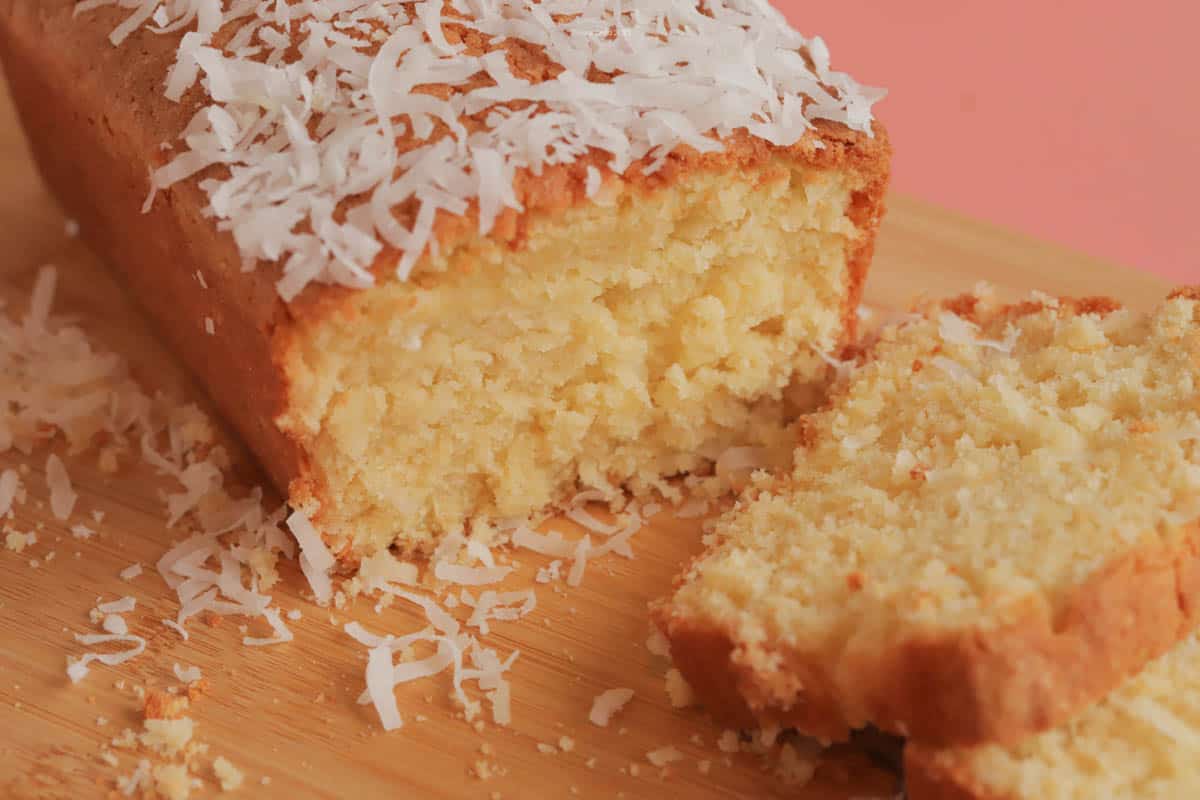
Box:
[173,663,202,683]
[535,559,562,584]
[366,645,404,731]
[0,469,19,517]
[465,590,536,635]
[566,505,617,536]
[589,688,634,727]
[566,536,590,587]
[97,596,137,615]
[46,453,78,520]
[647,746,685,767]
[434,561,513,586]
[117,758,151,797]
[212,756,244,792]
[646,629,671,658]
[242,606,294,646]
[585,165,602,198]
[512,525,575,558]
[162,619,189,640]
[68,631,147,684]
[288,510,335,605]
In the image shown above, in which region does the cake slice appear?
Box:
[905,627,1200,800]
[0,0,889,559]
[653,287,1200,747]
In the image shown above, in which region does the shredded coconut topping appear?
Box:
[81,0,882,300]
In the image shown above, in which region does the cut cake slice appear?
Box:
[654,287,1200,747]
[906,626,1200,800]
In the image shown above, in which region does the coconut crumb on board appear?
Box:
[647,746,685,767]
[117,759,152,796]
[775,741,819,786]
[718,730,741,753]
[589,688,635,727]
[0,469,23,517]
[4,530,34,552]
[173,664,202,684]
[153,762,192,800]
[664,668,695,708]
[212,756,244,792]
[1,267,776,789]
[141,717,195,758]
[645,628,671,657]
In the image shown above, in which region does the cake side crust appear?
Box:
[654,511,1200,748]
[905,601,1200,800]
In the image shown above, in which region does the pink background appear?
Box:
[777,1,1198,284]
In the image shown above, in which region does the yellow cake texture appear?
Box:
[654,288,1200,747]
[284,160,878,554]
[907,628,1200,800]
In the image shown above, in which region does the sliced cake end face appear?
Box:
[656,290,1200,745]
[277,150,887,555]
[906,630,1200,800]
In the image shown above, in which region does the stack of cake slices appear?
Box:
[654,287,1200,799]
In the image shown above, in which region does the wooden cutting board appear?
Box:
[0,70,1171,800]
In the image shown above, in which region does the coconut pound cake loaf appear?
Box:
[906,628,1200,800]
[0,0,889,559]
[654,287,1200,747]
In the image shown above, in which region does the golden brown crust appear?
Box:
[655,522,1200,750]
[1,0,889,540]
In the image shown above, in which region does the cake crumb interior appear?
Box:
[668,294,1200,668]
[281,159,865,552]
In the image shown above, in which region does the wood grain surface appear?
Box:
[0,73,1170,800]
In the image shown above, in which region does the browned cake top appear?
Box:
[76,0,885,300]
